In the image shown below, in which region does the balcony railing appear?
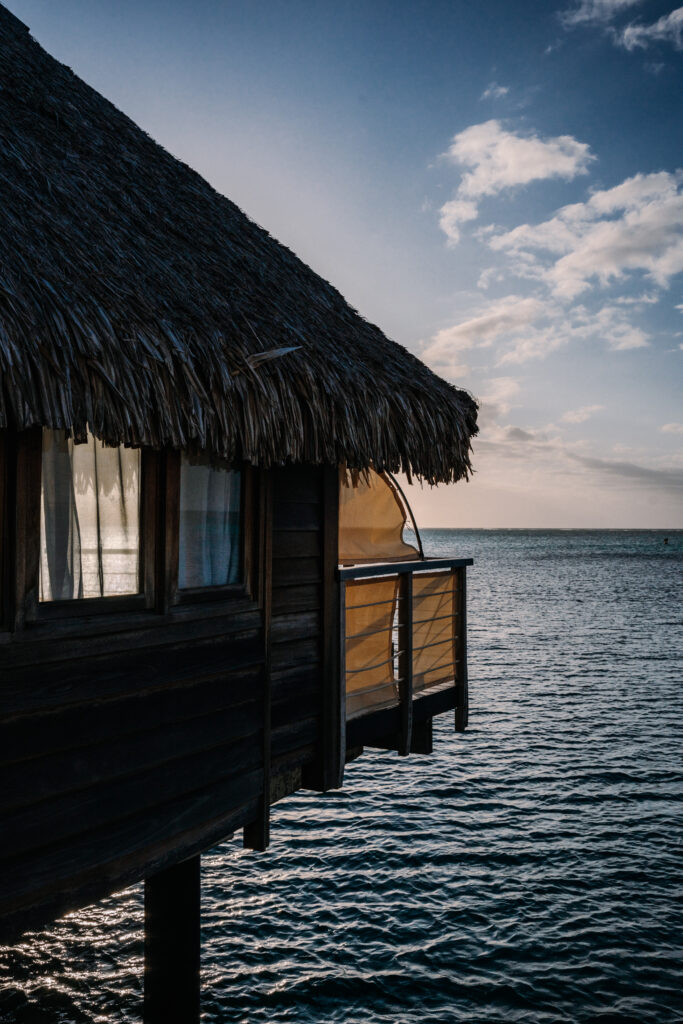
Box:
[338,557,472,760]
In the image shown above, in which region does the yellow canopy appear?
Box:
[339,469,418,565]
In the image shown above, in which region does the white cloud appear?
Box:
[496,326,567,364]
[600,316,650,349]
[479,376,521,409]
[661,422,683,433]
[478,429,683,496]
[423,296,546,369]
[445,120,594,200]
[561,0,644,27]
[477,266,504,290]
[475,376,521,426]
[438,199,478,245]
[438,120,594,244]
[614,291,660,305]
[562,404,604,423]
[424,291,651,372]
[490,170,683,298]
[562,0,683,52]
[618,7,683,50]
[481,82,509,100]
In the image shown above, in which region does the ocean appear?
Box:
[2,529,682,1023]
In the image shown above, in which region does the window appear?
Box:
[178,453,241,589]
[40,430,141,601]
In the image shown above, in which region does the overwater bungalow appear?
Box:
[0,5,478,1020]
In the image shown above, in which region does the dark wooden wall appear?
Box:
[0,434,336,943]
[270,464,337,784]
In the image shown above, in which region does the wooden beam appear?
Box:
[143,856,201,1024]
[244,469,272,851]
[159,450,179,613]
[397,572,413,756]
[323,463,341,790]
[455,567,468,733]
[339,557,472,580]
[336,578,347,788]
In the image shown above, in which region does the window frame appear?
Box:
[10,432,257,628]
[163,451,254,608]
[15,430,156,623]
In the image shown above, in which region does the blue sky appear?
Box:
[8,0,683,526]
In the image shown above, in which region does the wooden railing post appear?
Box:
[336,578,347,787]
[397,571,413,755]
[454,566,468,732]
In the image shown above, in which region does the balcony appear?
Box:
[338,557,472,760]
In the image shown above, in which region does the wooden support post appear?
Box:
[303,465,341,792]
[454,567,468,732]
[335,577,347,787]
[410,718,433,755]
[322,465,341,790]
[244,469,272,851]
[397,572,413,756]
[144,856,201,1024]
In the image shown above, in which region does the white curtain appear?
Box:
[40,430,140,601]
[178,454,241,588]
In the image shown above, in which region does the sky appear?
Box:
[7,0,683,526]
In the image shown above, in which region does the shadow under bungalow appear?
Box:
[0,6,478,1021]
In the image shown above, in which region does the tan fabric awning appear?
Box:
[339,469,418,565]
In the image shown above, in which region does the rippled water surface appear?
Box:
[2,530,682,1023]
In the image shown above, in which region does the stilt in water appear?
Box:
[143,856,201,1024]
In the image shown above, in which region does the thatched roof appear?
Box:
[0,5,477,483]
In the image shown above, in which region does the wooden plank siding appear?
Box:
[0,435,453,947]
[0,432,333,943]
[270,464,326,777]
[0,604,267,942]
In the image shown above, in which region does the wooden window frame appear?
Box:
[10,431,260,629]
[163,451,256,609]
[13,429,157,625]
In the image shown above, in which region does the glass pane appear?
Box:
[179,454,241,589]
[40,430,140,601]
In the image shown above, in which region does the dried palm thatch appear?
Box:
[0,6,477,484]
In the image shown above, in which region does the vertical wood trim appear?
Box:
[14,428,42,628]
[160,450,180,612]
[336,577,347,788]
[143,856,201,1024]
[140,449,160,611]
[321,464,341,790]
[455,567,468,732]
[242,464,255,600]
[244,467,272,851]
[397,572,413,756]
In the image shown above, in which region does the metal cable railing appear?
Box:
[338,557,472,754]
